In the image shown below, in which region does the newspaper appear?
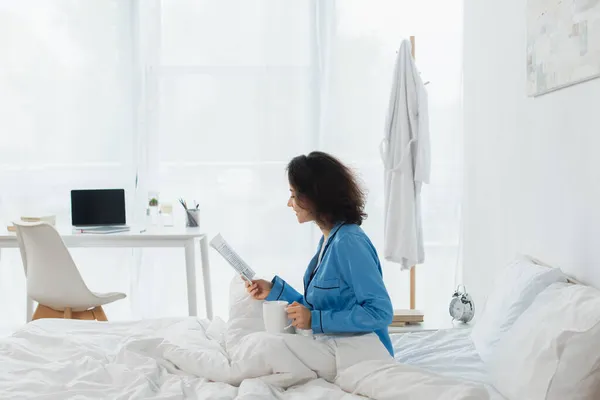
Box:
[209,233,256,282]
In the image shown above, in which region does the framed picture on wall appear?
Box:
[527,0,600,96]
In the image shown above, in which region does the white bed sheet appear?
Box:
[0,317,492,400]
[0,320,495,399]
[392,329,505,400]
[0,317,357,400]
[0,280,493,399]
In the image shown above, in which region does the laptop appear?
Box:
[71,189,130,233]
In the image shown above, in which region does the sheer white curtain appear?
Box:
[0,0,462,329]
[0,0,137,329]
[131,0,319,320]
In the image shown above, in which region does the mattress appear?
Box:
[392,328,506,399]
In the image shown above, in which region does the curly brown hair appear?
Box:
[287,151,367,228]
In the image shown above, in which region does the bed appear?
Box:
[0,256,598,399]
[392,329,505,399]
[0,317,492,399]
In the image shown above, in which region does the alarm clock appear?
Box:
[449,284,475,323]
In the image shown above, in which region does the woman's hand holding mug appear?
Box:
[287,301,311,329]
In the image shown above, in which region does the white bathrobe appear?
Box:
[380,39,431,270]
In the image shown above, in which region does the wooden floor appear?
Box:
[32,305,108,321]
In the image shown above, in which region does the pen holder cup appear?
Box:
[186,209,200,228]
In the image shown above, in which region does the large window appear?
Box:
[0,0,463,328]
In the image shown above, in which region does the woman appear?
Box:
[246,151,394,356]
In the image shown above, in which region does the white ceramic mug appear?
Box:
[263,300,290,334]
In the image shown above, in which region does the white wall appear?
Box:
[463,0,600,307]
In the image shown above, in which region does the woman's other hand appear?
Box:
[287,301,311,329]
[245,279,272,300]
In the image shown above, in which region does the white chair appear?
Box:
[13,221,126,321]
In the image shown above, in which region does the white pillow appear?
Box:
[489,282,600,400]
[471,258,567,363]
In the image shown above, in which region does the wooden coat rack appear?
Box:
[390,35,424,327]
[409,35,417,312]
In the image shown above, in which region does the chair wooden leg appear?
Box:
[73,309,96,320]
[31,304,108,322]
[31,304,42,321]
[32,304,63,320]
[92,306,108,321]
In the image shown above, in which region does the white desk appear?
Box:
[0,227,213,321]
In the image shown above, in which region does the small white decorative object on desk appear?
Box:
[160,203,174,227]
[7,215,56,232]
[147,191,160,226]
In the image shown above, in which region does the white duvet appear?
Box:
[0,279,489,399]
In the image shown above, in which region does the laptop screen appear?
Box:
[71,189,126,226]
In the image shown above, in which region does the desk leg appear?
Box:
[199,236,213,320]
[184,240,198,317]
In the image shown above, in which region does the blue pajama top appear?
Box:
[266,222,394,356]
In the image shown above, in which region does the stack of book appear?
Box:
[6,215,56,232]
[390,309,424,327]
